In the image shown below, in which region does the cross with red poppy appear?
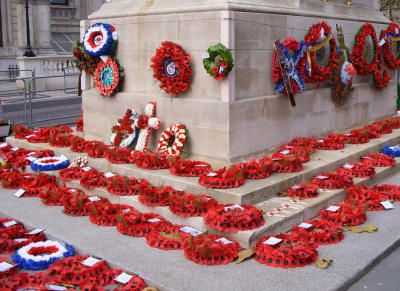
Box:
[112,109,134,147]
[135,102,161,151]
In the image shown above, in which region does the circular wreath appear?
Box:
[272,38,306,96]
[350,23,378,76]
[83,22,118,57]
[183,234,241,265]
[341,61,356,86]
[158,123,186,156]
[203,43,234,80]
[198,167,245,189]
[151,41,192,95]
[370,184,400,202]
[313,138,344,150]
[319,203,367,226]
[110,109,139,148]
[30,156,69,171]
[271,154,303,173]
[169,192,218,217]
[382,22,400,70]
[337,162,375,178]
[0,257,18,279]
[373,43,391,90]
[72,41,99,74]
[146,224,184,251]
[287,184,320,199]
[382,145,400,157]
[311,173,353,189]
[169,159,212,177]
[290,219,344,246]
[360,153,395,167]
[304,22,339,83]
[116,212,168,237]
[12,240,74,270]
[234,157,274,180]
[94,57,123,97]
[203,203,264,232]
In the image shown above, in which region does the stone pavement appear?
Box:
[0,171,400,290]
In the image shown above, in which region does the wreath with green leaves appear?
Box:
[203,43,234,80]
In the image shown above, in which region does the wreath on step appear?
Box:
[157,123,186,156]
[203,43,234,80]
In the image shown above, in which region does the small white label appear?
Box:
[14,189,25,198]
[396,27,399,34]
[215,237,234,245]
[380,200,394,210]
[280,150,290,155]
[290,185,301,190]
[317,139,324,143]
[114,272,134,284]
[68,189,77,193]
[26,156,37,162]
[147,218,162,223]
[45,284,68,291]
[206,172,217,177]
[103,172,115,178]
[285,146,295,149]
[342,163,354,169]
[202,52,210,59]
[14,238,28,243]
[224,204,245,212]
[315,175,328,180]
[27,228,45,235]
[3,220,17,227]
[81,257,101,267]
[24,176,32,178]
[218,66,224,74]
[320,27,325,39]
[390,146,399,150]
[362,156,373,160]
[88,196,100,202]
[25,135,36,139]
[0,261,16,272]
[326,205,341,212]
[180,226,202,237]
[298,222,313,229]
[379,38,386,46]
[345,133,352,136]
[263,237,282,246]
[0,143,7,148]
[10,147,19,151]
[122,208,131,214]
[27,152,36,156]
[81,167,92,172]
[194,164,208,167]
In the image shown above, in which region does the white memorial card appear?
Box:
[325,205,341,212]
[14,189,25,198]
[263,237,282,246]
[114,272,134,284]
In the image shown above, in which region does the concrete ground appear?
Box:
[0,171,400,290]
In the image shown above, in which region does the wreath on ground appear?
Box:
[382,22,400,70]
[30,156,69,172]
[151,41,192,95]
[203,43,234,80]
[272,38,306,96]
[350,23,378,76]
[304,22,339,83]
[158,123,186,156]
[83,22,118,57]
[94,56,124,97]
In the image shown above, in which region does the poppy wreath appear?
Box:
[343,128,370,144]
[373,37,391,90]
[311,173,353,189]
[331,55,355,105]
[254,235,318,268]
[110,109,139,148]
[151,41,192,95]
[204,204,264,232]
[0,272,49,290]
[304,22,339,83]
[12,240,75,270]
[105,147,135,164]
[345,184,373,205]
[59,166,87,181]
[106,175,144,196]
[341,61,356,87]
[372,121,392,135]
[0,218,24,239]
[73,40,99,74]
[234,157,274,180]
[135,151,170,169]
[86,141,109,158]
[75,114,83,132]
[336,162,376,178]
[364,123,383,138]
[271,154,303,173]
[83,22,118,57]
[203,43,234,80]
[169,192,218,217]
[0,229,47,254]
[138,185,171,207]
[49,133,73,147]
[62,192,98,216]
[157,123,187,156]
[169,159,212,177]
[313,138,345,150]
[30,156,69,172]
[382,145,400,157]
[318,203,367,226]
[290,220,344,246]
[362,189,390,211]
[360,153,396,168]
[370,184,400,202]
[94,57,124,97]
[198,167,245,189]
[381,22,400,70]
[183,234,241,265]
[89,202,130,226]
[146,224,185,251]
[350,23,379,76]
[273,146,311,163]
[39,184,64,206]
[1,171,34,189]
[290,137,317,149]
[26,132,50,143]
[0,257,18,279]
[287,184,320,199]
[70,136,88,153]
[272,37,306,96]
[116,212,168,237]
[80,170,109,189]
[110,269,147,291]
[13,125,32,139]
[23,174,58,197]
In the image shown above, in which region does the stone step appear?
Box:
[7,126,400,205]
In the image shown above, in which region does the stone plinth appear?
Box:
[82,0,395,166]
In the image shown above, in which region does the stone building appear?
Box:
[0,0,105,69]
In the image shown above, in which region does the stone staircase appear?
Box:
[6,126,400,248]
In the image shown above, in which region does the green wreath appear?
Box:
[203,43,234,80]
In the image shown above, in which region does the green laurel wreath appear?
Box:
[203,43,234,80]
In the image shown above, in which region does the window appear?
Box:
[50,0,68,5]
